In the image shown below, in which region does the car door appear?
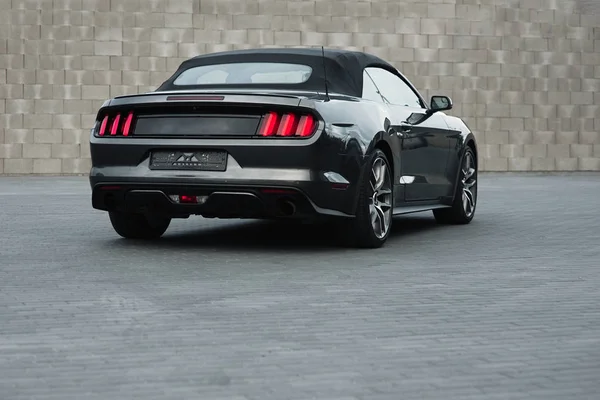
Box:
[365,67,451,202]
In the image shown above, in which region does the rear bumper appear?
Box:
[90,159,356,219]
[90,181,353,220]
[90,179,354,220]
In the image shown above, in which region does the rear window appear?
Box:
[173,62,313,86]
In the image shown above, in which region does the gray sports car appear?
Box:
[89,48,478,248]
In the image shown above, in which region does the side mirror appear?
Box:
[430,95,453,112]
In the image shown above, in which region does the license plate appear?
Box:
[149,150,227,171]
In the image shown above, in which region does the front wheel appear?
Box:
[433,147,477,224]
[343,149,394,248]
[109,212,171,239]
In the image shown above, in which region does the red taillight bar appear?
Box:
[99,115,109,136]
[277,113,297,136]
[110,114,121,136]
[258,111,317,138]
[96,112,136,137]
[296,115,315,137]
[259,112,279,137]
[122,112,134,136]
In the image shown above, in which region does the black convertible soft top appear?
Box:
[155,48,399,98]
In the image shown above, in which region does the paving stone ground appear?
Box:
[1,173,599,400]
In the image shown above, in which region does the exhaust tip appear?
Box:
[277,198,296,216]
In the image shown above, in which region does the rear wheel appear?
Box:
[344,149,393,248]
[433,146,477,224]
[109,212,171,239]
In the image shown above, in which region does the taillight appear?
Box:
[96,112,136,137]
[98,115,109,136]
[296,115,315,137]
[122,112,134,136]
[257,111,317,138]
[277,113,297,136]
[110,114,121,136]
[259,112,280,137]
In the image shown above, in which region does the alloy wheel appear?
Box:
[461,151,477,218]
[369,157,393,239]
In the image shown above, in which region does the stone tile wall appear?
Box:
[1,0,599,174]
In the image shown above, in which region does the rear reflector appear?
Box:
[258,111,317,138]
[331,183,349,190]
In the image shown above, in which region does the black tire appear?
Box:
[108,212,171,239]
[343,149,394,248]
[433,146,477,225]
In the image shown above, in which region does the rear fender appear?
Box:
[348,132,397,214]
[313,99,396,215]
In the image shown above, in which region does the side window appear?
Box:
[362,70,384,103]
[365,67,424,109]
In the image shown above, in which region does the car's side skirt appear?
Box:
[392,203,451,216]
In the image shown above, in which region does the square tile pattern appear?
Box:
[1,0,599,173]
